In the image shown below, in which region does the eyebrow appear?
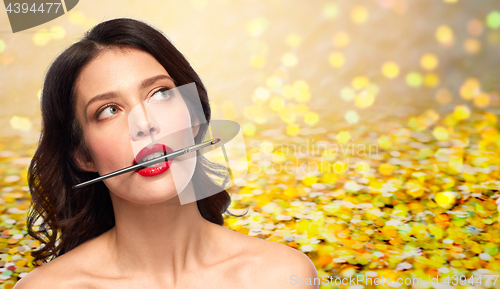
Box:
[84,74,175,120]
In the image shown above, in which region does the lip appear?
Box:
[133,143,174,177]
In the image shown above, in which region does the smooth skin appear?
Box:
[14,47,319,289]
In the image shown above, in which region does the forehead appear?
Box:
[75,47,170,103]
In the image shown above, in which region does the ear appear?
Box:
[73,147,97,172]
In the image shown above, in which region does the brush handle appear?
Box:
[72,138,220,189]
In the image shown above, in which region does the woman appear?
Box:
[15,18,318,288]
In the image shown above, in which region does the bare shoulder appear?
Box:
[13,253,76,289]
[14,234,105,289]
[217,226,318,288]
[13,262,60,289]
[250,237,319,288]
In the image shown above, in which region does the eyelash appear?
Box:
[95,103,120,120]
[95,86,173,121]
[149,86,173,102]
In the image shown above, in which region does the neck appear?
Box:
[104,181,218,279]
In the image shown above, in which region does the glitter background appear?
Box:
[1,0,500,288]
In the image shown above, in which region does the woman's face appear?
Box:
[74,47,197,204]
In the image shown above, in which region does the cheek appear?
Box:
[170,104,192,132]
[146,97,196,147]
[168,100,195,147]
[85,123,133,172]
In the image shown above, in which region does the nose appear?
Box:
[129,107,161,141]
[132,119,160,141]
[136,123,158,138]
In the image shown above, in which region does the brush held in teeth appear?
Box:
[72,138,221,189]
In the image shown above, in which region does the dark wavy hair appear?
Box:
[27,18,234,267]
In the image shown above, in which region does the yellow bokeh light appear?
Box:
[405,72,423,87]
[378,135,392,150]
[336,131,351,144]
[459,78,480,100]
[355,162,370,173]
[435,25,455,47]
[340,87,355,101]
[10,116,32,131]
[435,192,456,209]
[365,84,380,95]
[295,90,311,102]
[304,112,319,125]
[424,73,440,87]
[433,126,449,141]
[379,163,393,176]
[420,53,439,70]
[250,54,266,68]
[68,11,86,25]
[323,2,339,19]
[351,5,369,24]
[345,110,360,124]
[260,141,274,154]
[266,76,281,90]
[33,29,51,46]
[382,61,400,78]
[474,92,490,108]
[252,87,270,104]
[269,97,285,111]
[352,76,369,90]
[328,52,345,68]
[286,124,300,136]
[242,123,256,136]
[291,80,311,102]
[355,92,375,109]
[282,52,298,67]
[453,105,471,120]
[51,26,66,39]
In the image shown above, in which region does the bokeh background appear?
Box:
[1,0,500,288]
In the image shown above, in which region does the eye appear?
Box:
[149,87,173,102]
[97,104,120,119]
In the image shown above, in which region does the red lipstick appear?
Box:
[133,144,173,177]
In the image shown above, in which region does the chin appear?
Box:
[130,192,180,205]
[103,157,196,205]
[103,175,178,205]
[129,176,182,204]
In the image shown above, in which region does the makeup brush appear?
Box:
[72,138,220,189]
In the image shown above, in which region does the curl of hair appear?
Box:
[27,18,244,268]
